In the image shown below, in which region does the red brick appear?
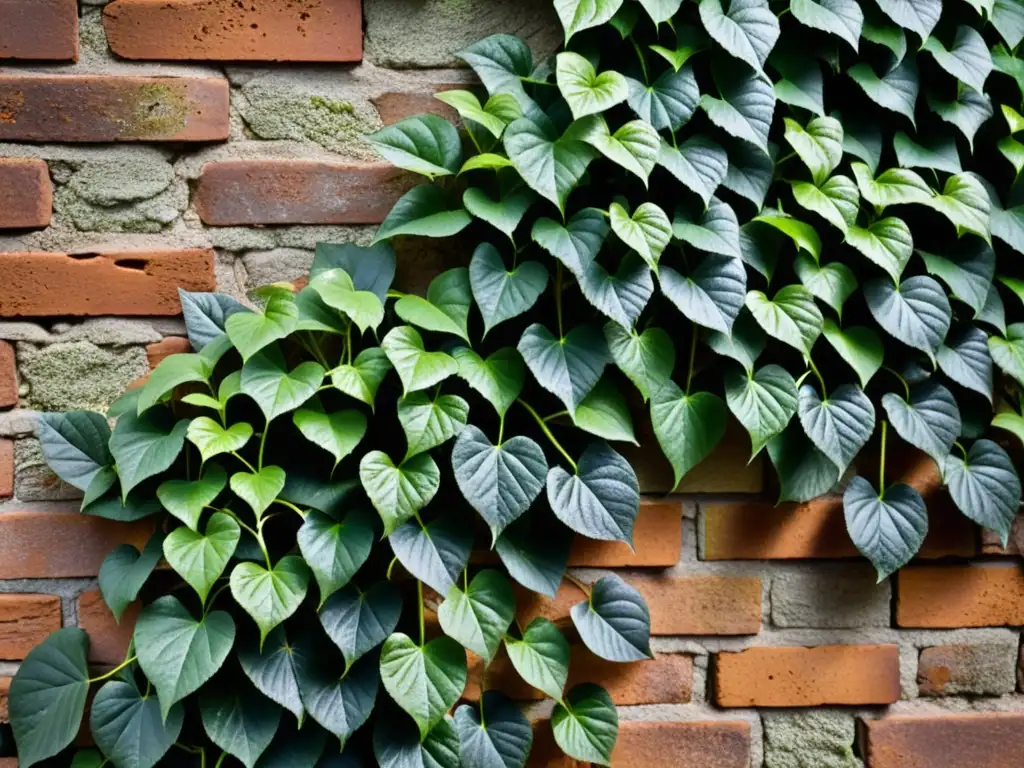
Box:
[0,0,78,61]
[0,158,52,229]
[517,574,762,635]
[0,676,9,722]
[104,0,361,61]
[0,759,15,767]
[610,721,751,767]
[897,563,1024,628]
[714,645,901,707]
[0,76,229,142]
[0,250,215,317]
[864,713,1024,768]
[0,341,15,408]
[146,337,192,369]
[567,500,681,567]
[194,161,415,226]
[77,589,138,665]
[528,720,582,767]
[0,440,12,499]
[0,511,152,578]
[0,594,61,660]
[372,84,464,125]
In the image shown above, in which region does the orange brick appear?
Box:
[145,337,192,369]
[372,84,463,125]
[0,0,78,60]
[714,645,901,707]
[0,511,152,578]
[528,720,582,767]
[897,564,1024,628]
[77,589,138,665]
[0,440,12,499]
[864,713,1024,768]
[610,721,751,767]
[0,594,61,660]
[567,500,681,567]
[0,158,52,229]
[0,250,215,317]
[0,340,16,408]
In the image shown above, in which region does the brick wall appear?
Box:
[0,2,1022,767]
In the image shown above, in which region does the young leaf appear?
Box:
[504,618,570,699]
[394,267,473,341]
[163,512,239,604]
[555,0,625,41]
[725,364,799,457]
[309,268,385,334]
[518,324,609,416]
[944,440,1022,545]
[463,187,536,242]
[925,173,992,242]
[91,680,183,768]
[573,377,638,444]
[699,0,780,73]
[604,322,675,401]
[293,408,368,468]
[571,575,652,662]
[311,242,397,302]
[455,691,533,768]
[570,116,662,183]
[359,451,440,534]
[297,507,375,606]
[752,209,822,261]
[504,117,597,213]
[373,185,472,243]
[470,243,549,335]
[556,52,628,119]
[845,217,914,282]
[547,441,640,542]
[822,319,885,387]
[366,115,462,178]
[791,174,859,234]
[784,115,843,185]
[989,323,1024,388]
[225,287,298,362]
[397,393,468,460]
[240,347,324,422]
[798,383,876,475]
[794,256,858,317]
[552,684,618,766]
[852,162,932,208]
[453,347,525,417]
[651,381,728,487]
[610,201,672,268]
[389,512,473,595]
[882,381,961,467]
[230,466,286,519]
[381,326,459,395]
[438,570,516,662]
[435,91,516,138]
[745,285,824,355]
[186,418,253,464]
[379,633,468,740]
[844,476,928,580]
[230,556,311,645]
[331,348,392,407]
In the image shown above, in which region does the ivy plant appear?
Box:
[10,0,1024,766]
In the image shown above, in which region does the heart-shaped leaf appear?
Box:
[944,440,1022,545]
[241,348,324,422]
[453,347,525,418]
[874,0,940,39]
[798,383,876,475]
[723,141,776,207]
[992,0,1024,48]
[822,319,885,388]
[394,268,473,342]
[791,174,859,234]
[293,640,378,742]
[438,570,516,662]
[505,618,570,699]
[882,381,961,467]
[626,66,700,132]
[238,627,303,723]
[844,476,928,580]
[673,197,742,258]
[556,52,628,119]
[989,323,1024,388]
[98,530,165,624]
[555,0,625,41]
[37,411,112,492]
[311,242,396,302]
[226,288,298,362]
[495,515,572,598]
[164,512,240,604]
[547,441,640,543]
[784,115,843,185]
[937,326,993,402]
[179,290,248,351]
[725,364,799,457]
[571,574,652,662]
[470,243,549,335]
[922,25,992,92]
[604,322,675,401]
[568,116,661,183]
[794,256,858,317]
[437,90,522,138]
[374,712,460,768]
[746,285,824,355]
[231,466,286,519]
[660,254,747,334]
[552,684,618,766]
[865,275,952,360]
[638,0,685,22]
[504,117,597,213]
[374,185,471,243]
[309,269,385,334]
[138,351,214,415]
[699,0,780,72]
[768,424,841,503]
[926,173,992,242]
[573,377,637,444]
[577,253,655,328]
[894,131,962,174]
[928,88,993,149]
[359,451,440,535]
[298,508,375,606]
[845,217,913,282]
[532,208,609,274]
[366,115,462,178]
[187,418,253,464]
[610,201,672,268]
[455,691,533,768]
[518,324,609,416]
[200,683,281,768]
[919,239,995,315]
[319,581,403,668]
[157,464,227,530]
[791,0,863,49]
[331,348,392,408]
[388,512,473,595]
[91,680,183,768]
[381,326,459,396]
[657,136,729,206]
[651,381,728,486]
[848,60,919,126]
[397,393,469,460]
[772,48,825,115]
[752,209,822,261]
[380,633,468,740]
[456,34,534,105]
[293,407,367,469]
[705,312,766,373]
[700,60,776,152]
[109,410,189,500]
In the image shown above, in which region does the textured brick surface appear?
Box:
[610,721,751,767]
[0,676,8,723]
[918,643,1019,696]
[372,87,462,125]
[864,714,1024,768]
[0,512,152,578]
[0,440,12,499]
[714,645,901,707]
[567,501,682,567]
[0,158,52,229]
[0,250,215,317]
[897,564,1024,627]
[78,589,138,665]
[145,337,192,369]
[0,0,78,60]
[0,341,15,408]
[0,594,61,659]
[104,0,362,62]
[770,566,891,628]
[194,161,416,225]
[0,76,230,142]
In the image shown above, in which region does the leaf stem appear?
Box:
[543,410,569,422]
[883,366,911,401]
[564,572,591,596]
[231,451,257,474]
[555,262,564,338]
[497,414,506,446]
[204,582,231,617]
[879,419,888,493]
[517,399,578,473]
[808,358,828,400]
[88,655,137,684]
[305,333,330,368]
[418,579,426,647]
[214,752,227,768]
[274,498,307,520]
[685,326,698,395]
[629,34,649,83]
[346,323,353,365]
[258,416,270,470]
[953,440,968,460]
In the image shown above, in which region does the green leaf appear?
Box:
[651,382,728,486]
[772,49,825,115]
[359,451,440,535]
[99,531,165,622]
[927,235,996,312]
[555,0,625,41]
[706,312,766,373]
[791,0,863,49]
[573,377,637,444]
[518,324,608,416]
[241,347,324,422]
[231,466,286,519]
[767,424,841,502]
[626,67,700,132]
[134,596,235,719]
[231,556,310,645]
[179,290,247,351]
[495,514,571,598]
[927,87,993,148]
[70,750,104,768]
[724,141,776,207]
[186,418,253,463]
[226,288,298,362]
[839,113,883,172]
[794,257,857,317]
[852,162,932,208]
[366,115,462,178]
[552,684,618,766]
[937,326,993,402]
[925,173,991,242]
[453,346,524,418]
[157,464,227,531]
[319,581,403,668]
[556,52,628,119]
[844,477,927,580]
[650,25,710,70]
[395,267,473,341]
[874,0,941,39]
[847,59,918,126]
[374,713,460,768]
[457,34,534,107]
[435,91,518,138]
[992,0,1024,47]
[547,441,640,542]
[380,633,468,740]
[989,323,1024,388]
[577,253,655,328]
[331,348,392,408]
[638,0,685,22]
[91,680,183,768]
[893,131,962,174]
[611,201,672,267]
[298,508,374,606]
[672,197,742,258]
[725,364,799,457]
[505,618,570,699]
[865,276,952,360]
[532,208,609,274]
[993,411,1024,447]
[798,383,876,475]
[389,512,473,594]
[657,136,729,206]
[861,11,907,70]
[746,285,824,355]
[822,319,885,387]
[660,254,747,334]
[700,61,776,152]
[882,381,961,467]
[293,407,367,469]
[438,570,516,662]
[784,115,844,185]
[998,136,1024,175]
[381,326,459,396]
[138,352,213,414]
[37,411,112,492]
[163,512,239,606]
[294,286,347,335]
[452,425,547,543]
[109,410,188,500]
[571,575,652,662]
[504,117,597,212]
[313,242,396,300]
[464,187,535,244]
[604,322,675,401]
[945,440,1021,546]
[309,269,385,334]
[455,691,533,768]
[922,25,992,93]
[470,243,548,335]
[397,392,468,460]
[373,185,471,243]
[200,684,281,768]
[10,628,89,768]
[699,0,780,72]
[294,641,378,742]
[791,174,859,234]
[846,217,914,282]
[752,209,822,261]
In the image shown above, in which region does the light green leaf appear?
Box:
[331,348,392,407]
[567,116,661,183]
[394,267,473,341]
[225,287,297,362]
[380,633,468,740]
[844,477,927,580]
[791,174,859,234]
[230,466,286,519]
[925,173,992,242]
[989,323,1024,388]
[791,0,863,49]
[922,25,992,93]
[852,162,933,208]
[822,319,885,387]
[650,25,710,70]
[918,239,995,314]
[699,0,780,72]
[434,90,520,138]
[700,60,776,152]
[298,508,375,606]
[555,0,625,41]
[725,364,798,457]
[784,115,844,185]
[651,381,728,486]
[453,346,525,418]
[518,324,608,416]
[359,451,440,534]
[746,285,824,355]
[460,153,515,174]
[504,117,597,213]
[845,217,914,282]
[752,209,821,261]
[993,412,1024,447]
[552,684,618,766]
[138,352,213,414]
[366,115,462,178]
[230,556,310,645]
[164,512,239,605]
[397,392,469,459]
[309,269,385,334]
[638,0,685,22]
[611,201,672,267]
[505,618,570,700]
[573,377,637,444]
[556,52,628,119]
[438,570,516,662]
[794,256,858,318]
[604,322,675,401]
[381,326,459,396]
[672,197,742,258]
[847,59,918,126]
[240,347,324,422]
[157,463,227,531]
[293,408,367,468]
[186,418,253,464]
[373,185,471,244]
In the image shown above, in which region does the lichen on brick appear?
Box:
[122,81,190,139]
[764,710,864,768]
[17,341,148,412]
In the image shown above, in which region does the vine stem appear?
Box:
[564,573,591,597]
[274,498,307,520]
[953,440,969,460]
[555,262,564,338]
[879,420,888,493]
[883,366,911,401]
[214,752,227,768]
[418,580,426,647]
[629,34,649,83]
[517,399,578,473]
[258,416,270,470]
[808,358,828,400]
[232,451,256,474]
[88,655,137,684]
[497,414,506,446]
[685,327,698,395]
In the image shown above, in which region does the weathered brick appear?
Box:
[714,645,901,707]
[0,76,229,142]
[567,500,681,567]
[897,564,1024,628]
[527,720,581,767]
[0,340,15,408]
[517,574,762,635]
[0,594,61,659]
[372,85,463,125]
[863,713,1024,768]
[77,589,138,665]
[145,337,192,370]
[195,161,415,226]
[610,721,751,767]
[103,0,362,62]
[770,566,891,628]
[0,158,52,229]
[0,0,78,61]
[917,642,1018,696]
[0,250,215,317]
[0,440,12,499]
[0,511,152,578]
[0,676,9,722]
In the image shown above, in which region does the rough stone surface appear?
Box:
[18,341,149,412]
[241,248,314,289]
[763,710,863,768]
[0,440,11,499]
[917,643,1019,696]
[0,410,38,438]
[610,721,752,767]
[0,342,15,408]
[0,319,163,346]
[13,438,80,502]
[770,566,891,628]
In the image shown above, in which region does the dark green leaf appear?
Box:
[91,680,183,768]
[699,0,780,72]
[700,60,776,152]
[844,476,927,580]
[319,582,403,668]
[37,411,112,492]
[374,185,471,243]
[798,383,875,475]
[657,136,729,206]
[374,712,460,768]
[531,208,608,274]
[847,59,918,126]
[547,441,640,543]
[791,0,863,49]
[937,326,993,402]
[109,409,188,499]
[298,508,375,606]
[874,0,940,39]
[604,322,675,401]
[455,691,533,768]
[311,242,396,302]
[99,530,165,622]
[723,139,776,207]
[626,67,700,132]
[366,115,462,178]
[893,131,962,174]
[822,319,884,387]
[398,393,469,460]
[518,324,608,416]
[882,381,961,467]
[238,627,304,724]
[294,643,379,742]
[922,25,992,93]
[944,440,1022,545]
[865,276,951,360]
[571,575,652,662]
[767,424,841,502]
[470,243,548,335]
[495,515,572,598]
[179,290,247,351]
[927,88,993,148]
[200,683,281,768]
[660,254,747,334]
[389,512,473,595]
[577,253,655,329]
[504,117,597,213]
[157,463,227,530]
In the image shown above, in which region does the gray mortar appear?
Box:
[0,318,163,345]
[17,341,149,412]
[241,248,314,288]
[763,710,863,768]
